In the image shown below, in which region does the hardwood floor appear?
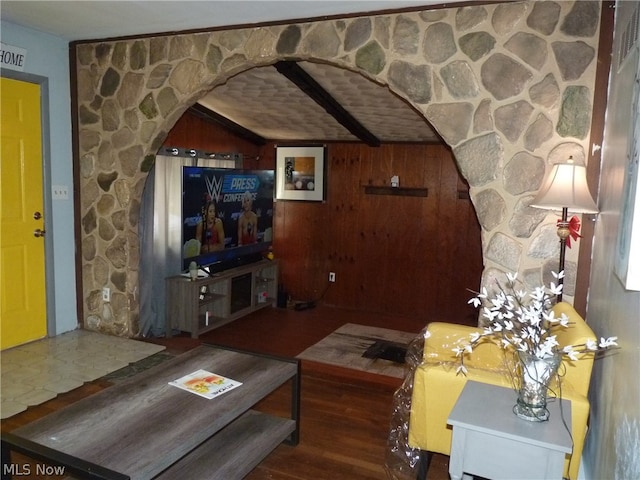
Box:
[2,305,456,479]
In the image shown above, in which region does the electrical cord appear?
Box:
[556,364,575,478]
[293,280,333,310]
[506,353,575,478]
[540,364,575,478]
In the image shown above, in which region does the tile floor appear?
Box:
[0,330,165,419]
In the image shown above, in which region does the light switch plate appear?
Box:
[52,185,69,200]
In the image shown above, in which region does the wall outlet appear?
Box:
[329,272,336,283]
[102,287,111,302]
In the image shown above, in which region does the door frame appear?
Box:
[1,68,56,339]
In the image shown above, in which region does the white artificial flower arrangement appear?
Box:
[454,271,618,376]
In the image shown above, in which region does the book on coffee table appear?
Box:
[169,369,242,399]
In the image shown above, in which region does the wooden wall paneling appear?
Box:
[357,146,388,312]
[163,110,261,157]
[461,196,484,323]
[334,145,358,309]
[162,113,484,324]
[385,195,428,317]
[384,144,417,317]
[256,143,280,293]
[432,148,455,322]
[449,173,473,321]
[430,147,483,324]
[274,200,319,302]
[416,146,445,322]
[379,141,407,305]
[393,146,421,317]
[399,145,434,318]
[271,143,331,303]
[464,172,482,318]
[366,144,393,185]
[307,200,331,301]
[276,200,298,298]
[348,145,368,309]
[425,146,453,322]
[272,196,286,290]
[256,141,276,169]
[259,143,288,296]
[325,144,360,309]
[290,202,322,301]
[349,144,436,319]
[363,144,406,314]
[455,173,483,324]
[422,144,444,318]
[440,146,471,322]
[323,146,344,306]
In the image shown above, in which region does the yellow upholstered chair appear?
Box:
[408,302,596,480]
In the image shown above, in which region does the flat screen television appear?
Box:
[182,167,275,273]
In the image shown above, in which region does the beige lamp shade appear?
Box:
[530,160,599,214]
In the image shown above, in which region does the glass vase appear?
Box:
[513,351,562,422]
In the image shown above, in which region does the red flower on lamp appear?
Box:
[557,215,583,248]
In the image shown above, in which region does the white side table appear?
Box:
[447,380,572,480]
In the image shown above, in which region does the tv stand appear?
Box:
[166,259,278,338]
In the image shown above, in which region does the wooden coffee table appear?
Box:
[2,344,300,480]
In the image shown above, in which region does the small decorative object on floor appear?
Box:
[455,271,618,422]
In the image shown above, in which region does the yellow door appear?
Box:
[0,77,47,349]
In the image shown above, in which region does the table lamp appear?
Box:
[530,156,599,301]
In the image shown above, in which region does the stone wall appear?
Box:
[75,1,602,336]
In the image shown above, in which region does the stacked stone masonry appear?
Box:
[75,1,601,336]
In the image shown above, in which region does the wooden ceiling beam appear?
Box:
[189,103,267,146]
[274,61,381,147]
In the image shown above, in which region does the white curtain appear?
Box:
[139,150,239,337]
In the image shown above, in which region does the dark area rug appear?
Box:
[101,352,176,383]
[362,340,408,364]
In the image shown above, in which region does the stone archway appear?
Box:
[76,1,602,336]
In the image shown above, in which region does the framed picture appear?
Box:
[275,145,326,201]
